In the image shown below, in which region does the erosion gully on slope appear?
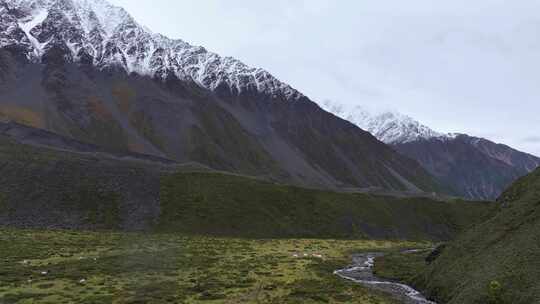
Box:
[335,251,436,304]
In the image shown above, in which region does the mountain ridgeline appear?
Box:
[323,103,540,200]
[0,0,446,194]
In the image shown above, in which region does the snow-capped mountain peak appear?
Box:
[321,101,457,144]
[0,0,304,101]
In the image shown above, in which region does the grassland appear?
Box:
[0,229,433,304]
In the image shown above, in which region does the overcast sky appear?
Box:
[109,0,540,156]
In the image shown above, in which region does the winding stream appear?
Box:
[334,252,436,304]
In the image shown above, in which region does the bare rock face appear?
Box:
[0,0,446,193]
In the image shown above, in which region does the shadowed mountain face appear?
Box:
[393,135,540,200]
[0,0,448,194]
[321,103,540,200]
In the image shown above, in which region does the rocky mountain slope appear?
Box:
[323,102,540,200]
[0,0,446,193]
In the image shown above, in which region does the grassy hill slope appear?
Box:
[376,168,540,303]
[158,172,488,240]
[0,135,489,240]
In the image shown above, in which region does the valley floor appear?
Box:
[0,229,431,304]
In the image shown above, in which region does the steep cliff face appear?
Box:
[323,102,540,200]
[0,0,445,193]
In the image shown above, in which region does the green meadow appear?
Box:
[0,229,432,304]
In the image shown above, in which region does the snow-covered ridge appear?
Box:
[321,101,457,144]
[0,0,303,101]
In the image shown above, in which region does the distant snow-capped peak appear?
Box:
[321,101,457,144]
[0,0,304,101]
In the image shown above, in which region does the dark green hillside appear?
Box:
[158,172,488,240]
[0,135,489,240]
[376,168,540,304]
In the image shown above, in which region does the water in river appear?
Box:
[334,253,437,304]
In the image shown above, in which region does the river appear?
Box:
[334,252,437,304]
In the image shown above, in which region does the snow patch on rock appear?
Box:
[321,101,457,144]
